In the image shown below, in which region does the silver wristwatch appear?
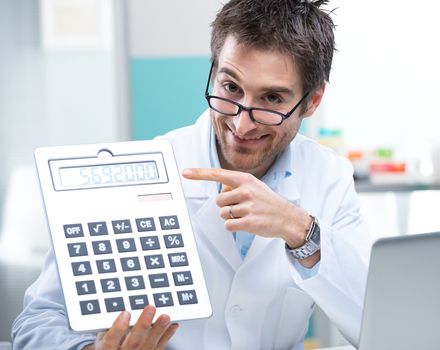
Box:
[286,215,321,259]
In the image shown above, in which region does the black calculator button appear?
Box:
[129,295,149,310]
[64,224,84,238]
[159,216,179,230]
[153,292,174,307]
[76,280,96,295]
[80,300,100,315]
[112,220,132,234]
[172,271,193,286]
[116,238,136,253]
[92,240,112,255]
[88,222,108,236]
[149,273,169,288]
[105,297,125,312]
[164,234,184,248]
[125,275,145,290]
[177,290,198,305]
[120,257,141,271]
[67,242,88,257]
[139,236,160,250]
[136,218,156,232]
[101,278,121,293]
[96,259,117,273]
[168,252,188,267]
[145,254,165,269]
[72,261,92,276]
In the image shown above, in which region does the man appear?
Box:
[12,0,372,349]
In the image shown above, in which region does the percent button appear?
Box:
[163,234,184,248]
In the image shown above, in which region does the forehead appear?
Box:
[216,35,302,92]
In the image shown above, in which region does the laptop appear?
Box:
[357,231,440,350]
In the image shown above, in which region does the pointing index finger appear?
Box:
[182,168,241,188]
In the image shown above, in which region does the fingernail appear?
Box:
[160,316,171,327]
[182,169,192,176]
[120,310,130,322]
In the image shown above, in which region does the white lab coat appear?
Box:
[12,110,372,350]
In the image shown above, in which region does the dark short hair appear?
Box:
[210,0,336,95]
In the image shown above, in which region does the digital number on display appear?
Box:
[59,161,160,189]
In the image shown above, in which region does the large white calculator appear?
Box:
[35,140,212,332]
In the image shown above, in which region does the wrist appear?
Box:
[285,214,321,261]
[283,205,313,249]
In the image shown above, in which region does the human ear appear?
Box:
[302,82,326,118]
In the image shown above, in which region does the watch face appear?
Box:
[310,223,320,245]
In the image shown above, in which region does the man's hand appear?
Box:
[182,168,311,248]
[83,305,178,350]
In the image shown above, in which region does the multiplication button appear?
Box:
[145,254,165,269]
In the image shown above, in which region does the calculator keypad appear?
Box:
[66,215,199,315]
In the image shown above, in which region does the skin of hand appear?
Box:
[83,305,178,350]
[182,167,320,267]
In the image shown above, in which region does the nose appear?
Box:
[233,108,258,136]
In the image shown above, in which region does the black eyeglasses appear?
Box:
[204,63,309,126]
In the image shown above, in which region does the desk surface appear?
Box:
[355,175,440,193]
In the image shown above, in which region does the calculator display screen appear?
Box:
[58,161,159,189]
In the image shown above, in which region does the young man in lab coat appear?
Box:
[12,0,372,349]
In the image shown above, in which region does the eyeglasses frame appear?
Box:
[204,62,310,126]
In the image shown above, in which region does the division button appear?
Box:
[140,236,160,250]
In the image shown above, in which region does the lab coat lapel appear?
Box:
[192,194,242,271]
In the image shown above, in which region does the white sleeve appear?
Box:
[288,179,373,347]
[11,249,96,350]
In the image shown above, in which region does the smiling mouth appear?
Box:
[229,127,268,143]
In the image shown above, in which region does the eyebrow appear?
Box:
[217,67,296,97]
